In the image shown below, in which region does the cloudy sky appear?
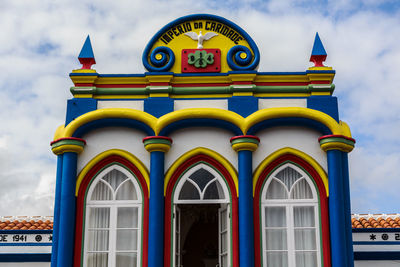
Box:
[1,0,400,216]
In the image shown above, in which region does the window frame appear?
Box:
[83,164,143,267]
[74,154,149,267]
[253,153,331,267]
[164,152,239,267]
[260,163,322,267]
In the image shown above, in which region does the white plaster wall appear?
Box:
[254,126,327,172]
[167,127,237,170]
[78,127,150,173]
[174,100,228,110]
[258,98,307,109]
[354,260,400,267]
[0,263,50,267]
[97,100,144,110]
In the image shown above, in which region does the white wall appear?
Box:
[78,127,150,173]
[254,126,327,172]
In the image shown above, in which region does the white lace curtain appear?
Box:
[85,167,141,267]
[263,165,319,267]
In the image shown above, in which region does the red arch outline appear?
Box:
[253,154,331,267]
[73,155,149,267]
[164,154,239,267]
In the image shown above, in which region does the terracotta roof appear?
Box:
[352,214,400,229]
[0,216,53,230]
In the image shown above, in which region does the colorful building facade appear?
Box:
[50,14,357,267]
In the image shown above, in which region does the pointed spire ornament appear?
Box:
[78,35,96,69]
[309,33,327,67]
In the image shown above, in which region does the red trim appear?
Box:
[149,82,170,86]
[318,135,356,143]
[74,155,149,267]
[50,137,86,146]
[74,83,95,87]
[164,154,239,267]
[253,154,331,267]
[142,136,173,143]
[254,82,310,86]
[232,81,253,85]
[310,81,331,84]
[172,83,231,87]
[229,135,260,143]
[95,84,147,88]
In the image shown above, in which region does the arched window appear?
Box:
[260,163,321,267]
[83,164,143,267]
[164,151,239,267]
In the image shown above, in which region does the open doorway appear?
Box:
[174,203,230,267]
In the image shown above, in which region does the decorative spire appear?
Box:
[78,35,96,69]
[309,33,327,67]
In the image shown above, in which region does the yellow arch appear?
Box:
[53,107,352,140]
[164,147,238,196]
[75,149,150,196]
[245,107,349,136]
[253,147,329,196]
[55,108,158,139]
[155,108,244,135]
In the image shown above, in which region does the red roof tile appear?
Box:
[0,216,53,230]
[352,214,400,229]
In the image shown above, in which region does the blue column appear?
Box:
[56,152,78,267]
[230,135,259,267]
[148,151,165,267]
[143,136,172,267]
[342,152,354,267]
[327,150,348,267]
[51,155,63,267]
[238,150,255,267]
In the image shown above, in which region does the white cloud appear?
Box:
[1,0,400,216]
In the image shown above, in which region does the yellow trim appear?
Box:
[58,108,157,138]
[310,92,331,96]
[52,144,84,155]
[75,149,150,196]
[320,142,354,153]
[71,69,97,73]
[244,107,350,136]
[149,93,169,97]
[231,142,258,152]
[232,92,253,96]
[95,77,147,85]
[53,107,353,140]
[253,147,329,196]
[73,94,93,98]
[94,95,148,99]
[171,94,231,99]
[308,66,333,71]
[164,147,238,196]
[53,125,66,141]
[155,108,245,135]
[254,93,310,97]
[144,143,171,153]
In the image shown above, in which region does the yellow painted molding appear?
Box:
[144,143,171,153]
[253,147,329,196]
[231,142,258,152]
[155,108,245,135]
[71,69,97,73]
[75,149,149,196]
[320,142,354,153]
[164,147,238,196]
[52,144,84,155]
[146,75,173,83]
[53,107,353,142]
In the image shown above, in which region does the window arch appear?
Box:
[174,163,230,204]
[253,151,330,267]
[164,149,239,267]
[83,165,142,267]
[74,152,149,267]
[261,163,321,267]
